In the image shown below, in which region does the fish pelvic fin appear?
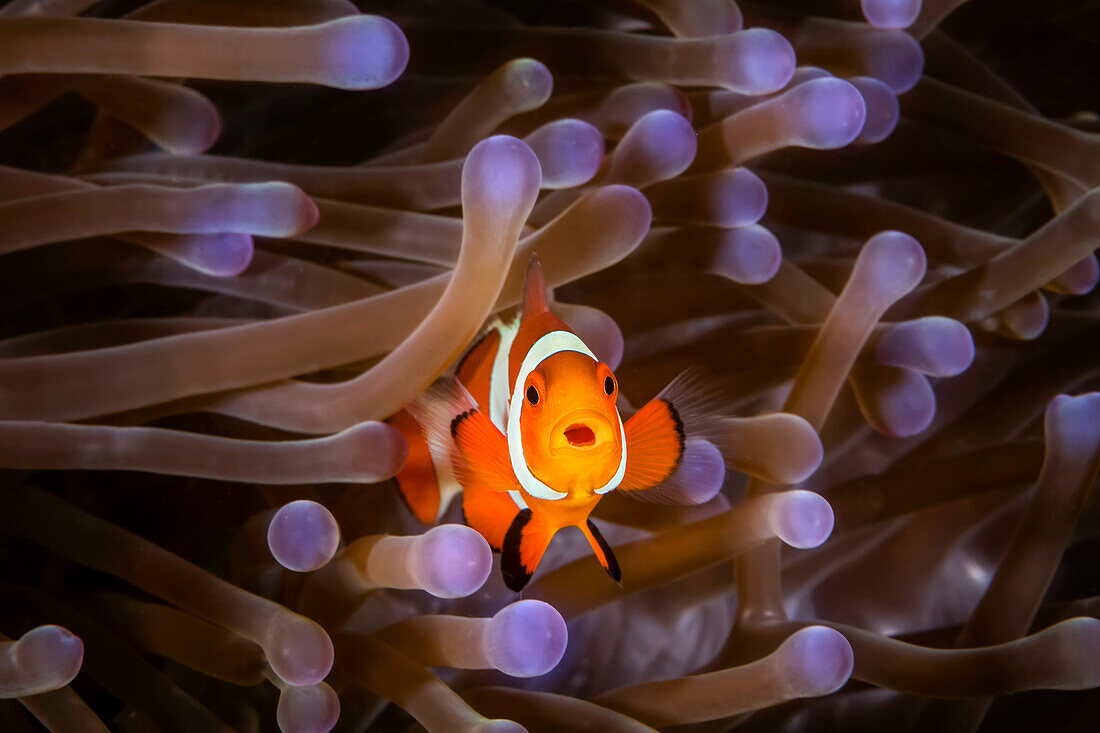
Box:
[502,509,557,591]
[580,519,621,584]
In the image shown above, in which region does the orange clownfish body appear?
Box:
[391,255,709,591]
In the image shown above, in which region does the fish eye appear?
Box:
[526,385,540,405]
[604,375,615,396]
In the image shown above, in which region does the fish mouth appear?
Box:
[550,410,616,455]
[564,423,596,447]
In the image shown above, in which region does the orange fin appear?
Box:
[462,483,520,551]
[502,509,557,591]
[620,368,731,502]
[619,397,685,491]
[450,409,522,494]
[580,520,621,584]
[389,408,439,525]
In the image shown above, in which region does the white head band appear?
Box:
[506,330,627,500]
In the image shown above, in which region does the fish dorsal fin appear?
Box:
[522,253,551,319]
[450,407,522,495]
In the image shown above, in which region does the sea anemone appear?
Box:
[1,0,1098,731]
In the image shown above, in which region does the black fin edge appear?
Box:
[449,409,475,440]
[502,509,535,592]
[659,397,687,477]
[586,519,621,583]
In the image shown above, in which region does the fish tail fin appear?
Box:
[396,377,481,524]
[388,408,441,525]
[502,509,557,592]
[619,367,729,505]
[580,520,621,584]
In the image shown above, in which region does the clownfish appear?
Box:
[389,255,722,591]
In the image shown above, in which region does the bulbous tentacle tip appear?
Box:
[195,233,254,278]
[613,109,698,184]
[718,28,796,94]
[525,119,605,189]
[16,624,84,688]
[848,75,899,144]
[413,524,493,598]
[344,421,409,482]
[855,366,937,438]
[711,225,782,284]
[319,15,410,90]
[676,438,727,504]
[780,626,854,697]
[463,135,543,213]
[790,78,868,150]
[770,490,834,549]
[265,616,334,687]
[276,682,341,733]
[857,230,927,302]
[864,28,924,93]
[268,500,341,573]
[486,600,568,677]
[861,0,923,30]
[500,57,554,110]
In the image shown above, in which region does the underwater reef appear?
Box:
[1,0,1099,730]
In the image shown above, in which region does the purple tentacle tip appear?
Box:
[721,28,796,94]
[674,438,727,504]
[849,76,899,144]
[265,616,334,687]
[859,230,927,301]
[782,626,855,697]
[862,29,924,93]
[189,233,254,277]
[790,78,867,150]
[464,135,543,210]
[862,0,922,30]
[413,524,493,598]
[771,491,834,549]
[486,600,569,677]
[268,500,341,573]
[321,16,410,90]
[525,119,605,189]
[710,168,769,227]
[18,625,84,687]
[712,225,782,284]
[617,109,697,183]
[276,683,340,733]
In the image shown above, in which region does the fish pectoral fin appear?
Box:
[618,368,732,505]
[580,520,621,584]
[502,509,556,591]
[618,396,685,492]
[450,408,522,494]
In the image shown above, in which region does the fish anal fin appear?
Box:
[502,509,556,591]
[450,409,521,494]
[389,408,440,525]
[581,520,621,584]
[620,397,685,492]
